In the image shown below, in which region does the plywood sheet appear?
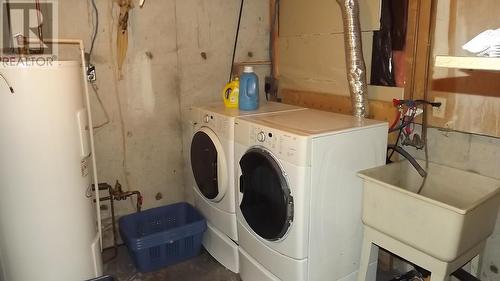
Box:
[280,0,381,37]
[451,0,500,57]
[279,32,373,97]
[430,0,500,138]
[369,85,405,102]
[428,91,500,138]
[281,89,396,122]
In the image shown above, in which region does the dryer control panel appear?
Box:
[191,108,234,140]
[241,123,310,166]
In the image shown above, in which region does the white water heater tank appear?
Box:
[0,61,102,281]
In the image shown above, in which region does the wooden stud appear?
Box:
[404,0,434,101]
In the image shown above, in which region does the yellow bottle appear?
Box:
[222,77,239,108]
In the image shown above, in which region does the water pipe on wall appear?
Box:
[94,181,143,262]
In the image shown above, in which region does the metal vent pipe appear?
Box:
[336,0,370,117]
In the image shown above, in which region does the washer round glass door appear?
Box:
[190,127,228,202]
[239,147,293,241]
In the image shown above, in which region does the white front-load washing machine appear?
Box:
[188,102,305,273]
[234,109,388,281]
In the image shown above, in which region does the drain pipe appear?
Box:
[336,0,369,118]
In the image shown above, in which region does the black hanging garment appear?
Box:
[370,0,409,86]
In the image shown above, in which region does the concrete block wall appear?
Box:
[177,0,270,203]
[57,0,270,246]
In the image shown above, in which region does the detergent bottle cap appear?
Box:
[243,66,254,73]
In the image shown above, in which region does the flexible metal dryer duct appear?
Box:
[336,0,370,117]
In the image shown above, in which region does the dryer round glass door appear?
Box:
[239,148,294,241]
[190,127,228,202]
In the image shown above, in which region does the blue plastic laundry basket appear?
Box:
[119,202,207,272]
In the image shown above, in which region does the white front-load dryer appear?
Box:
[188,102,305,273]
[234,109,388,281]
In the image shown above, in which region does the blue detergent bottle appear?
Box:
[239,66,259,111]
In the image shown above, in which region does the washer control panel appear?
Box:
[247,125,309,165]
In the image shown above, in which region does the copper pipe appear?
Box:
[93,182,143,262]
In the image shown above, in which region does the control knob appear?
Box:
[203,115,210,123]
[257,131,266,142]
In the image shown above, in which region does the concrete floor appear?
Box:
[103,246,240,281]
[103,245,403,281]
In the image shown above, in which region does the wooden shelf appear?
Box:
[435,55,500,71]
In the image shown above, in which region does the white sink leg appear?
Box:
[357,227,379,281]
[429,272,450,281]
[357,226,485,281]
[428,262,451,281]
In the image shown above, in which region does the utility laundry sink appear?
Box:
[358,160,500,262]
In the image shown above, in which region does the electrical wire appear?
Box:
[269,0,278,74]
[91,83,111,129]
[268,0,280,101]
[0,73,14,94]
[229,0,245,83]
[87,0,111,131]
[89,0,99,59]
